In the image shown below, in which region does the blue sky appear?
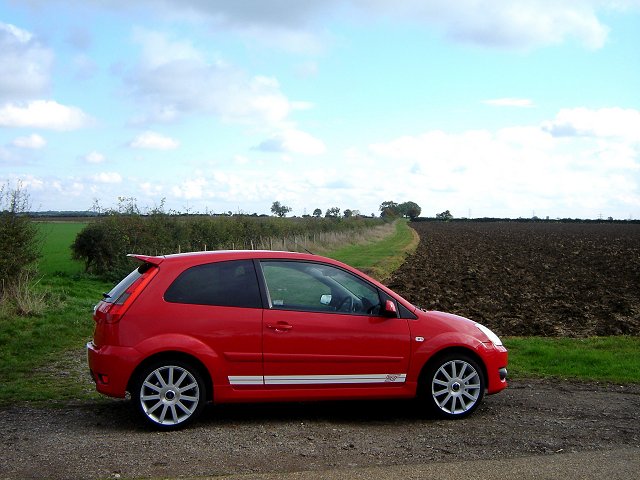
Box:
[1,0,639,218]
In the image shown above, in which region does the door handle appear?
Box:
[266,322,293,332]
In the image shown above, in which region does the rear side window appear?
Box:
[104,263,153,304]
[164,259,261,308]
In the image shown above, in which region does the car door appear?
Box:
[162,259,264,390]
[259,260,411,390]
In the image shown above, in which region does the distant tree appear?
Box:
[398,201,421,220]
[379,200,400,218]
[436,210,453,221]
[271,201,292,218]
[343,209,353,218]
[325,207,341,218]
[312,208,322,218]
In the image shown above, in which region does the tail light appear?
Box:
[94,266,158,324]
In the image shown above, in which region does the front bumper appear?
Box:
[482,344,509,395]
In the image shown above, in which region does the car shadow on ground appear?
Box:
[75,395,490,432]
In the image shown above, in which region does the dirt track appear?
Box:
[1,379,639,479]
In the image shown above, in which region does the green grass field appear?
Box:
[0,220,638,406]
[36,222,87,275]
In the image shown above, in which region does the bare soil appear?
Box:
[0,379,639,479]
[388,221,640,336]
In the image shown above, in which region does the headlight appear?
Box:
[475,323,503,346]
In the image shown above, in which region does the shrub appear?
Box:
[0,183,40,300]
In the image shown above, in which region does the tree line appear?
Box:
[271,200,422,220]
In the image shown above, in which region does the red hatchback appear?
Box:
[87,251,507,428]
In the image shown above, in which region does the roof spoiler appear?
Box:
[127,254,165,266]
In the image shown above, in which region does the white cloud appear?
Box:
[82,151,106,164]
[133,28,204,69]
[1,174,45,192]
[140,182,164,197]
[12,134,46,149]
[543,107,640,142]
[129,131,180,150]
[483,98,534,108]
[364,111,640,218]
[17,1,634,52]
[92,172,122,184]
[365,0,611,49]
[171,177,208,200]
[126,30,303,126]
[0,22,53,101]
[82,0,626,50]
[255,129,326,155]
[0,100,92,130]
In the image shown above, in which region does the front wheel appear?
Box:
[423,354,485,418]
[133,360,206,429]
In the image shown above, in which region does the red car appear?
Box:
[87,251,507,428]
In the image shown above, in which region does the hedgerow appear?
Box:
[72,213,383,280]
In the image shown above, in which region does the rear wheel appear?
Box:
[133,360,206,429]
[424,354,485,418]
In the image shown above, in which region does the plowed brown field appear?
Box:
[387,221,640,337]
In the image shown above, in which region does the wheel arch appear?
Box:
[127,351,214,402]
[417,346,488,395]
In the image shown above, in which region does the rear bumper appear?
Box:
[86,341,140,398]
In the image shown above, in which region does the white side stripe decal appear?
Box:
[228,376,264,385]
[228,374,406,386]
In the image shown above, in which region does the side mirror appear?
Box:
[383,299,397,317]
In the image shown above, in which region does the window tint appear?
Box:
[261,261,382,315]
[165,260,261,308]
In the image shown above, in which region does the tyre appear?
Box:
[133,360,206,429]
[424,353,485,418]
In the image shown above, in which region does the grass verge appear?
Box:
[329,219,419,280]
[0,273,112,404]
[504,336,640,384]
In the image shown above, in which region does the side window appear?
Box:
[260,261,382,315]
[165,259,261,308]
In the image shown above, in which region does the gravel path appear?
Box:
[1,379,639,479]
